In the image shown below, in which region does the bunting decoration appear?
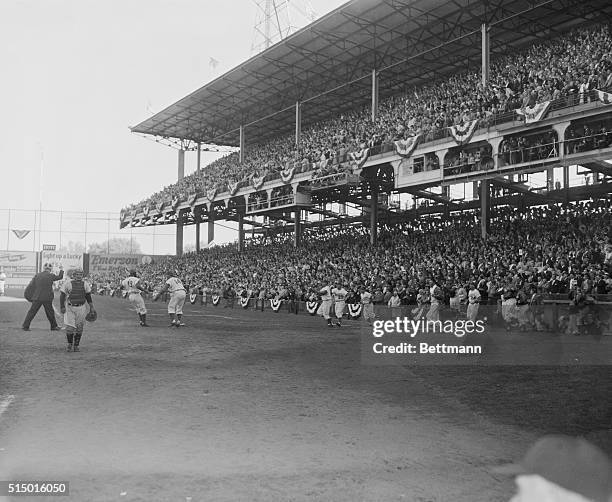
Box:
[239,297,249,308]
[394,135,421,158]
[348,303,363,319]
[306,301,320,315]
[156,201,165,213]
[211,295,220,306]
[120,210,127,222]
[11,229,31,240]
[270,298,282,312]
[516,101,551,124]
[280,166,295,183]
[130,210,137,222]
[449,119,479,145]
[252,175,265,190]
[143,206,149,217]
[171,197,180,211]
[596,89,612,105]
[349,147,370,168]
[206,188,217,202]
[188,194,197,209]
[228,181,239,195]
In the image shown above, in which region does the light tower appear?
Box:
[251,0,317,55]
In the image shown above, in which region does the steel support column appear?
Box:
[481,23,490,86]
[176,210,184,256]
[480,180,490,239]
[207,210,215,246]
[195,207,201,252]
[371,69,379,122]
[239,125,245,164]
[295,101,301,146]
[563,165,570,203]
[196,143,201,173]
[238,214,245,252]
[178,149,185,180]
[370,187,378,246]
[293,209,301,248]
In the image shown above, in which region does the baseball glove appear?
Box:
[85,309,97,322]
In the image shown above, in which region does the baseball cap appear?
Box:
[492,435,612,502]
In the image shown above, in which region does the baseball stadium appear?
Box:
[2,0,612,500]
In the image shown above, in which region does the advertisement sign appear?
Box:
[88,254,167,276]
[40,251,83,274]
[0,251,38,286]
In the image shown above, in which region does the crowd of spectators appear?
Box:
[443,144,494,176]
[565,119,612,154]
[123,24,612,215]
[499,131,558,165]
[101,202,612,324]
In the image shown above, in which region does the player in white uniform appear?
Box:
[316,281,334,327]
[466,283,481,322]
[0,267,6,296]
[331,282,348,327]
[157,273,187,327]
[121,270,149,327]
[360,285,375,325]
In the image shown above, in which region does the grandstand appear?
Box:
[3,3,612,500]
[123,0,612,257]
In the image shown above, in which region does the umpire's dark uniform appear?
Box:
[22,266,64,331]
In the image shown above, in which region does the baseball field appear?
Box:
[0,292,610,501]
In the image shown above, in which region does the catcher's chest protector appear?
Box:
[69,280,86,304]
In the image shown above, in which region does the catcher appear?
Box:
[59,268,96,352]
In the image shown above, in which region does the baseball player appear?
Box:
[156,272,187,327]
[427,279,443,322]
[121,270,149,327]
[466,283,481,322]
[316,281,334,327]
[59,268,95,352]
[360,285,375,325]
[0,266,6,296]
[331,281,348,327]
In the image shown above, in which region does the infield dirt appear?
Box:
[0,293,610,501]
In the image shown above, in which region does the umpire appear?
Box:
[22,263,64,331]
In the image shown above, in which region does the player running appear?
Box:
[156,272,187,327]
[331,281,348,327]
[316,280,334,328]
[121,270,149,327]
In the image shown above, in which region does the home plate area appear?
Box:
[0,293,610,501]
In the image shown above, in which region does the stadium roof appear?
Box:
[131,0,612,148]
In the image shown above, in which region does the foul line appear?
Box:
[0,395,15,420]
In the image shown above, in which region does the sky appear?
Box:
[0,0,345,253]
